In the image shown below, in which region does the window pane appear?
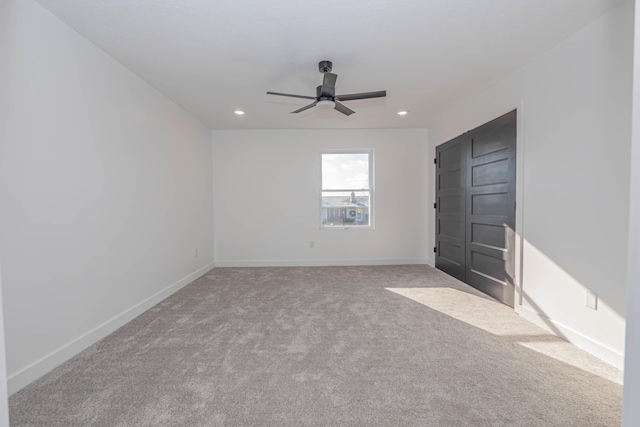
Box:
[321,190,370,227]
[321,153,369,190]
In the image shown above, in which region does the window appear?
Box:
[321,151,373,228]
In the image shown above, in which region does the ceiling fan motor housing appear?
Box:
[316,85,333,101]
[318,60,332,73]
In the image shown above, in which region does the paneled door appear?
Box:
[435,110,517,307]
[465,111,516,307]
[435,135,466,282]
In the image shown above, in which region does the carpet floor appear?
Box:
[9,265,622,426]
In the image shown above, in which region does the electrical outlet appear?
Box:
[585,290,598,310]
[309,240,315,249]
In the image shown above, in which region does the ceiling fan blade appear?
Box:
[291,102,317,114]
[336,90,387,102]
[267,91,316,100]
[334,101,355,116]
[321,73,337,97]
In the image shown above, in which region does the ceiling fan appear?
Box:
[266,60,386,116]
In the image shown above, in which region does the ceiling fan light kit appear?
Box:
[316,100,336,110]
[267,60,386,116]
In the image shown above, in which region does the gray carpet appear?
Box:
[9,265,622,426]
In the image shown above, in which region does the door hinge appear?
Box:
[434,158,437,164]
[434,202,437,209]
[433,246,437,253]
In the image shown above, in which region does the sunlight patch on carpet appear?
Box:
[386,287,622,385]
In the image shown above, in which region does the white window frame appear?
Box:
[320,149,374,230]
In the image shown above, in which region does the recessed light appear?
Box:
[234,110,245,115]
[397,110,409,116]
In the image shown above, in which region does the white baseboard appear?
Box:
[214,258,432,268]
[7,262,215,395]
[517,305,624,369]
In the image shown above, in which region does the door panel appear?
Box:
[471,251,509,283]
[472,127,512,157]
[440,241,464,266]
[472,159,509,186]
[471,222,508,250]
[465,111,517,307]
[439,142,463,166]
[440,170,462,190]
[471,192,510,216]
[440,218,462,240]
[439,194,462,213]
[435,135,466,281]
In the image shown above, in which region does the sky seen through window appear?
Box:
[321,153,369,190]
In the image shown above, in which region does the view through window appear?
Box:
[321,151,373,228]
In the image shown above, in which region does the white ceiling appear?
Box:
[35,0,621,130]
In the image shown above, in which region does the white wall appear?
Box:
[0,0,13,423]
[213,129,429,266]
[622,0,640,423]
[427,0,633,368]
[0,0,214,394]
[0,263,10,427]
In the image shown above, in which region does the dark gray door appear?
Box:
[435,134,466,282]
[435,110,517,307]
[465,111,516,307]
